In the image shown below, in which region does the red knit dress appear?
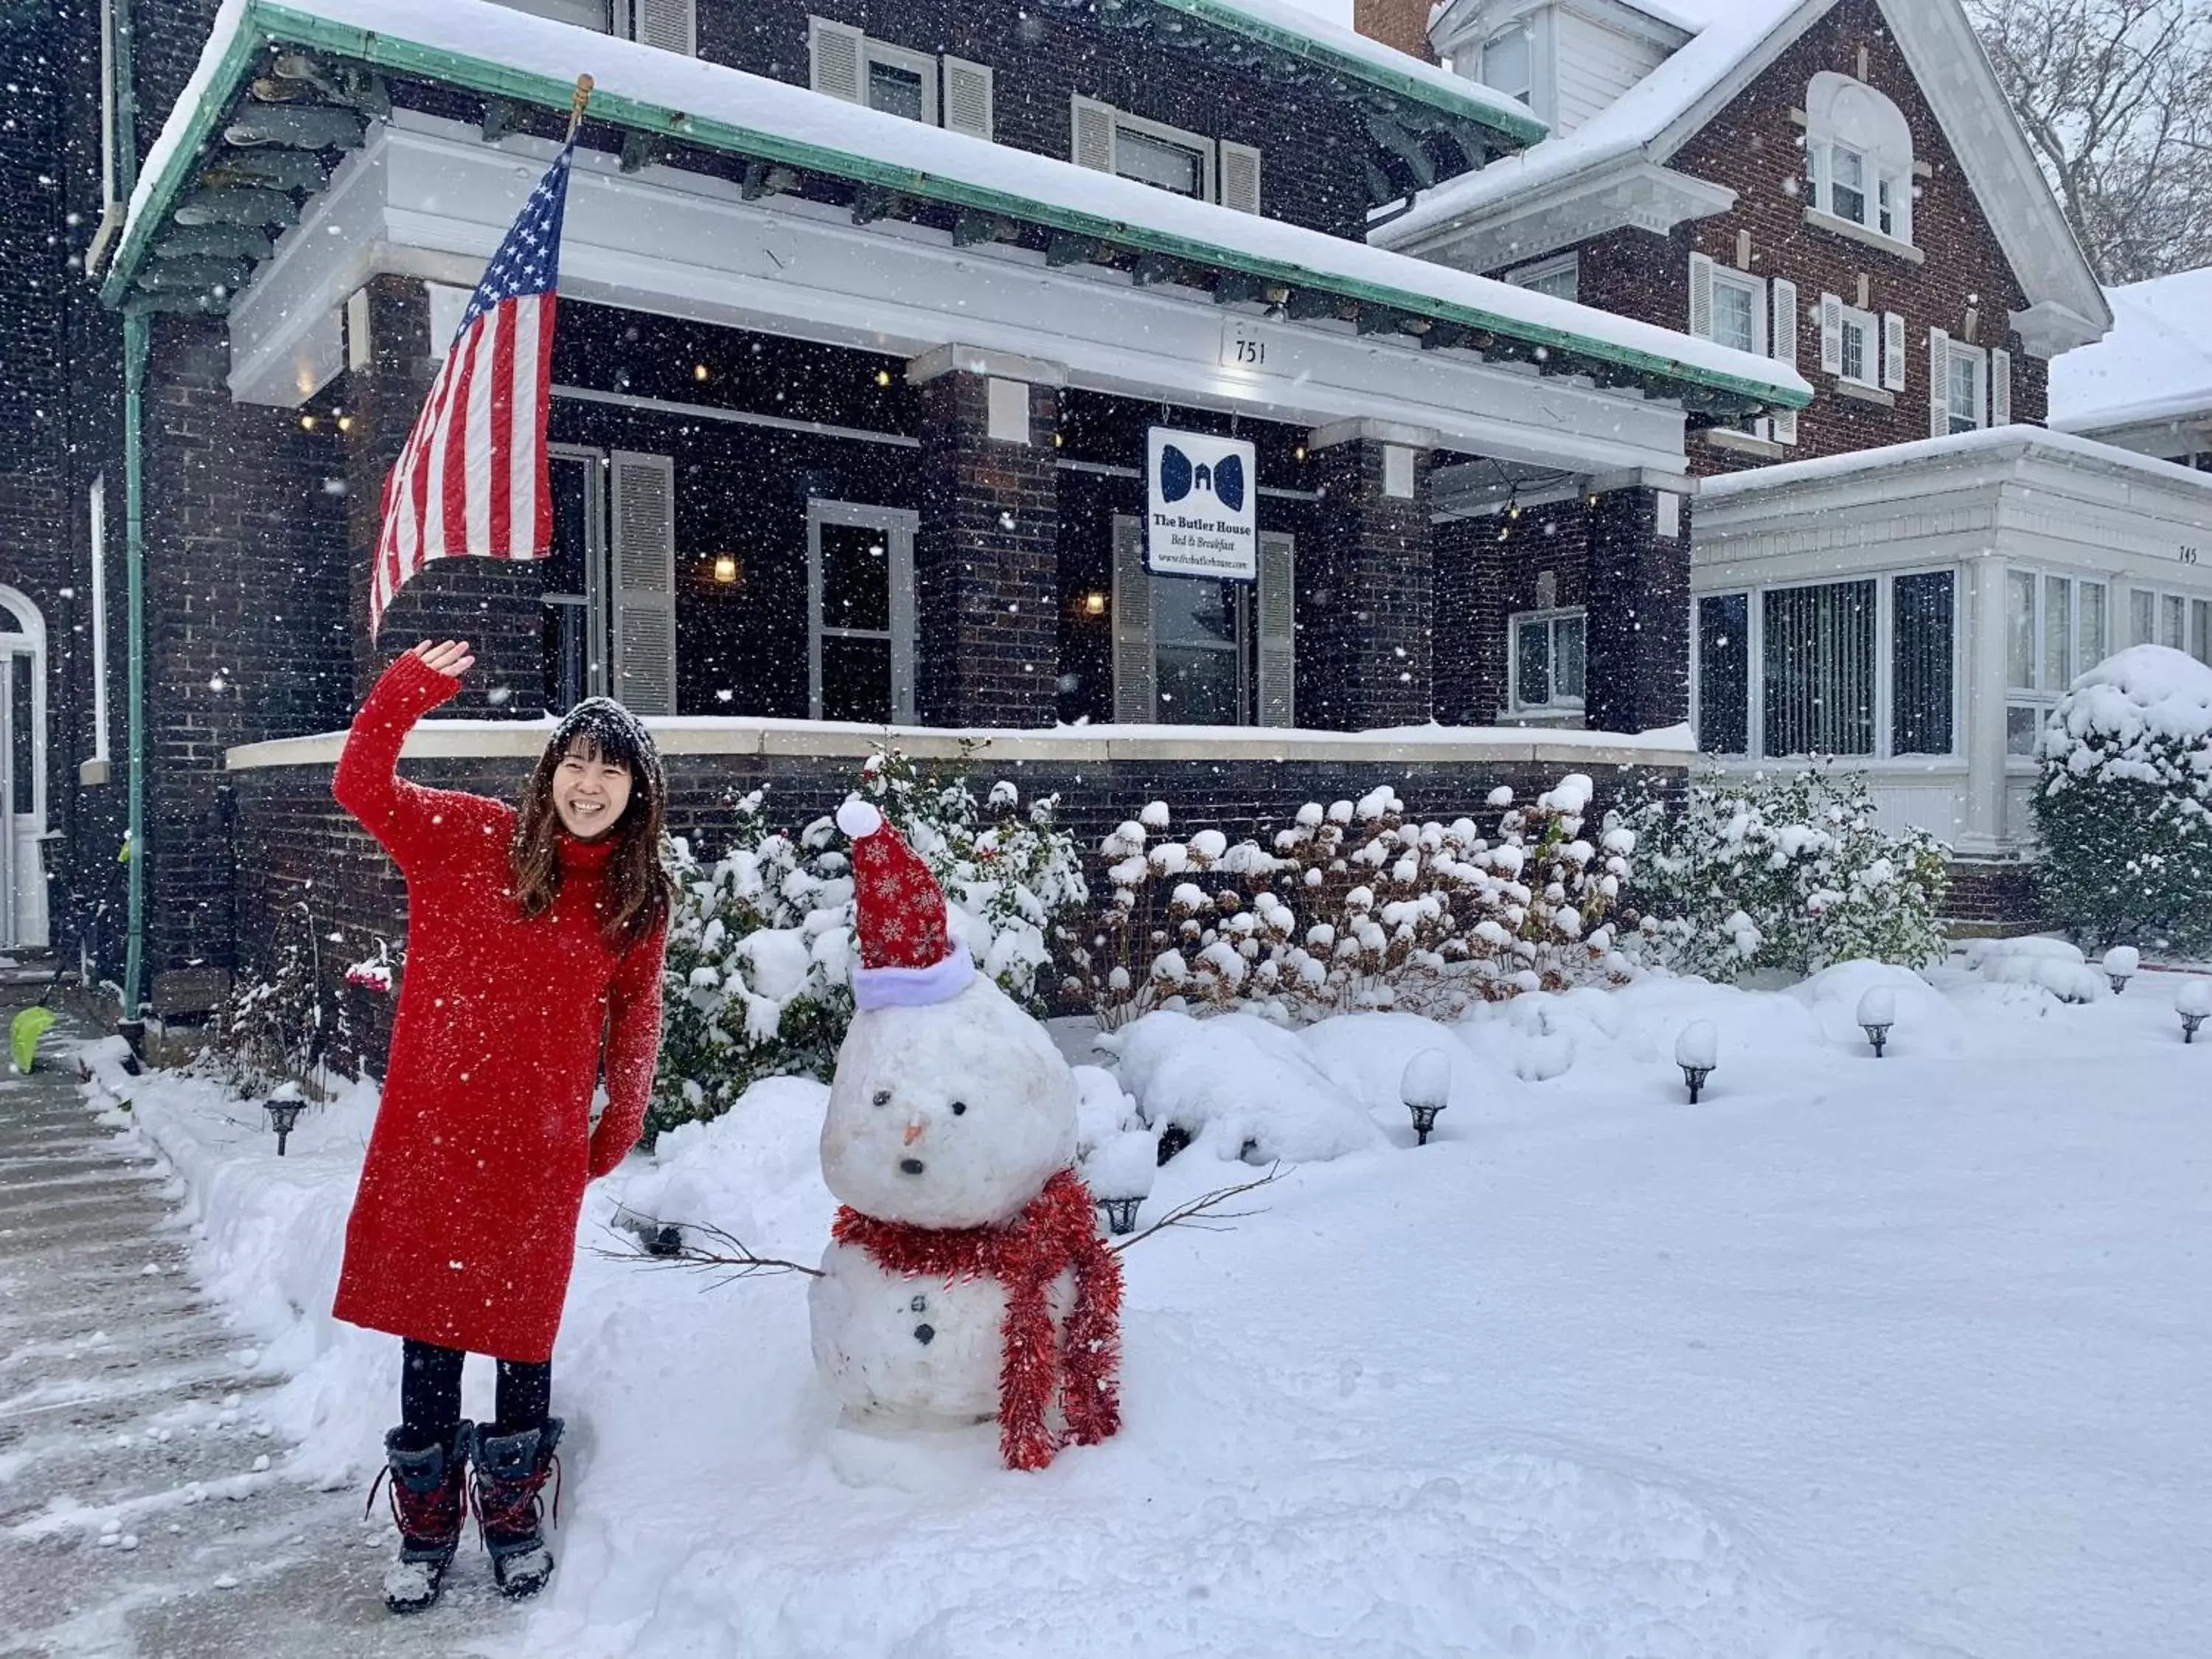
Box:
[331,654,668,1363]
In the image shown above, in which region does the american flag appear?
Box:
[370,145,575,636]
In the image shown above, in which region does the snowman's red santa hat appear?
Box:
[836,799,978,1011]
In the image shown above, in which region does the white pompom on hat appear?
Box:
[838,794,975,1011]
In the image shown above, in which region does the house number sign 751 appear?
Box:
[1220,319,1271,370]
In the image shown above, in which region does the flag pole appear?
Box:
[567,74,594,142]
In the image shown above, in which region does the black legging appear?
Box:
[400,1339,552,1442]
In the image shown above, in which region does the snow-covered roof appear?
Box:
[2048,269,2212,437]
[1699,424,2212,501]
[1174,0,1547,139]
[1379,0,1803,240]
[108,0,1806,414]
[1374,0,2111,344]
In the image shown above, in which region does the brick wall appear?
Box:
[1544,0,2045,475]
[914,372,1062,728]
[1436,503,1593,724]
[1300,441,1435,731]
[703,0,1374,242]
[1354,0,1436,62]
[229,745,1686,1062]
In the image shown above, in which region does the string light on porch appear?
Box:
[712,555,740,585]
[1081,592,1108,617]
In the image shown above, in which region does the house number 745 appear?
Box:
[2183,546,2200,564]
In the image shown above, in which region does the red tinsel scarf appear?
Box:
[832,1168,1124,1471]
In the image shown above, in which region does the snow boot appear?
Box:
[467,1417,564,1599]
[369,1422,471,1614]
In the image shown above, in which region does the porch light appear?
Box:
[693,363,710,382]
[1399,1048,1451,1146]
[1675,1021,1718,1102]
[2178,979,2212,1043]
[265,1085,307,1156]
[1857,986,1896,1057]
[1082,591,1108,617]
[299,414,316,431]
[874,369,893,388]
[2103,945,2138,995]
[712,555,740,585]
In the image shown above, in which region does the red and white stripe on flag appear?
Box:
[369,147,572,637]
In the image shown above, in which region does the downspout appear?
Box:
[121,309,148,1029]
[115,0,146,1028]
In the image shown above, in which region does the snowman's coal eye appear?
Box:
[872,1088,891,1107]
[950,1100,967,1116]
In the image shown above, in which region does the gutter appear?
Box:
[120,310,149,1028]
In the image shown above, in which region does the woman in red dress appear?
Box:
[335,639,672,1613]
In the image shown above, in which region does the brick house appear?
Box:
[1364,0,2212,909]
[1,0,1806,1034]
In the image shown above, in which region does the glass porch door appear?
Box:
[0,595,41,950]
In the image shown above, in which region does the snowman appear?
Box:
[807,800,1123,1472]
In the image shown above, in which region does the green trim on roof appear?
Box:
[101,1,1806,413]
[1148,0,1549,145]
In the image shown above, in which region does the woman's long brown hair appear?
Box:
[510,699,675,950]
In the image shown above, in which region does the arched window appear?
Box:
[1804,72,1913,246]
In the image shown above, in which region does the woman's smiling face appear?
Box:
[551,742,633,840]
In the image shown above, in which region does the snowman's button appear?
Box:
[913,1324,936,1346]
[900,1158,925,1175]
[909,1294,928,1313]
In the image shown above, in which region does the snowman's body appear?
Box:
[807,971,1082,1432]
[810,1246,1076,1427]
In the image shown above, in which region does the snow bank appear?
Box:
[1099,1010,1389,1163]
[1965,937,2107,1004]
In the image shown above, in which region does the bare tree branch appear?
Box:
[1969,0,2212,282]
[596,1209,826,1285]
[1109,1163,1290,1253]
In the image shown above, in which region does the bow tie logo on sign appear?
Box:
[1146,427,1259,582]
[1158,444,1248,514]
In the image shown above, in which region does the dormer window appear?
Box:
[1804,72,1914,254]
[1481,24,1535,106]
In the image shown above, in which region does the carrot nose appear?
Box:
[903,1120,925,1146]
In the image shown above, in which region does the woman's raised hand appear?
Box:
[408,639,476,681]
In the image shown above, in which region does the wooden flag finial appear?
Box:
[568,74,595,140]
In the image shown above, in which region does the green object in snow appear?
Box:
[11,1006,56,1074]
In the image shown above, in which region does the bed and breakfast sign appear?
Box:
[1146,426,1258,581]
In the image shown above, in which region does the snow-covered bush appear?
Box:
[1629,765,1949,978]
[1057,777,1633,1029]
[2034,645,2212,950]
[653,751,1088,1138]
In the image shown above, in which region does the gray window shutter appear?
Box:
[1258,532,1295,727]
[1770,278,1798,446]
[1819,292,1844,375]
[611,451,678,716]
[1929,327,1952,439]
[1112,515,1154,723]
[1882,310,1907,391]
[1072,95,1117,173]
[633,0,695,55]
[942,56,994,141]
[1220,141,1262,214]
[1688,251,1713,339]
[1992,347,2013,426]
[810,15,866,103]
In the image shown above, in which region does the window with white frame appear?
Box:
[496,0,695,52]
[1707,267,1764,355]
[1506,253,1579,303]
[1804,71,1914,248]
[1071,97,1261,212]
[1481,24,1535,106]
[2124,583,2208,661]
[809,501,917,724]
[1946,343,1986,434]
[811,17,993,141]
[1696,571,1957,759]
[1837,303,1879,388]
[2007,569,2107,755]
[1510,610,1586,712]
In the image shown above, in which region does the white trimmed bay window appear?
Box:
[1804,72,1914,252]
[1697,571,1957,759]
[2006,569,2107,755]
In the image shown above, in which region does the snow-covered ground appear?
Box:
[70,956,2212,1659]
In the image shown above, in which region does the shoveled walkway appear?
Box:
[0,1012,505,1658]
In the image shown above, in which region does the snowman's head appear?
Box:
[822,974,1078,1228]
